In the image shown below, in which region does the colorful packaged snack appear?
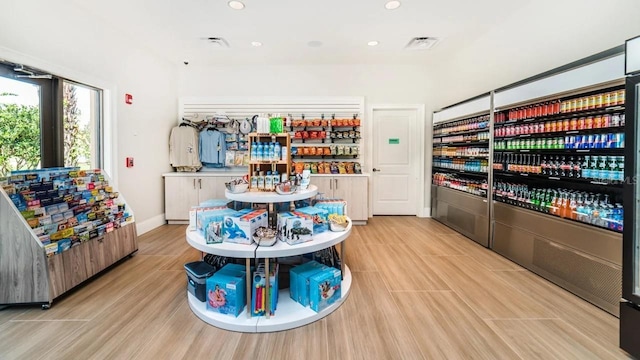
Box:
[310,163,318,174]
[346,162,355,174]
[330,145,337,155]
[337,146,345,156]
[323,147,331,156]
[330,162,339,174]
[354,163,362,174]
[304,163,311,171]
[295,162,304,174]
[338,163,347,174]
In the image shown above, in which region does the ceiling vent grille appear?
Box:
[206,37,229,48]
[405,37,439,51]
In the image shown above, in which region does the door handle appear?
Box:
[334,179,338,190]
[330,179,332,190]
[373,168,381,172]
[193,179,196,189]
[198,179,202,189]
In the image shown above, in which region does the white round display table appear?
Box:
[185,184,352,333]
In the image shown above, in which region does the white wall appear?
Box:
[0,0,178,233]
[180,64,435,215]
[430,0,640,109]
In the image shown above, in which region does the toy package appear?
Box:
[276,212,314,245]
[252,263,279,316]
[314,199,347,217]
[295,261,329,306]
[309,267,342,313]
[197,208,239,244]
[223,209,268,244]
[206,270,246,317]
[289,260,323,303]
[294,206,329,234]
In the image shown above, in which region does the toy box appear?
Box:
[296,262,328,306]
[223,209,267,245]
[314,199,347,217]
[309,267,342,313]
[277,212,314,245]
[294,206,329,234]
[184,261,216,302]
[289,260,323,303]
[252,263,279,316]
[197,208,238,244]
[206,271,246,317]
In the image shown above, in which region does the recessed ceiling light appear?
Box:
[228,1,245,10]
[368,41,379,46]
[251,41,262,47]
[385,1,401,10]
[307,41,323,48]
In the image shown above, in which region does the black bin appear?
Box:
[184,261,216,302]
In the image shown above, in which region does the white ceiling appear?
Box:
[70,0,531,66]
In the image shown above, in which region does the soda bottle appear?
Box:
[574,156,582,179]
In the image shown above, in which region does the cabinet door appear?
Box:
[84,238,107,276]
[334,177,369,221]
[164,176,199,220]
[311,177,334,199]
[197,177,221,203]
[198,176,235,202]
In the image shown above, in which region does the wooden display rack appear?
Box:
[0,178,138,309]
[247,133,291,191]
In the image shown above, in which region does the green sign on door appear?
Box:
[389,138,400,144]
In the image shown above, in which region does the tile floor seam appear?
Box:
[388,286,428,360]
[482,319,527,360]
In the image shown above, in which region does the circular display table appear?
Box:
[186,186,351,333]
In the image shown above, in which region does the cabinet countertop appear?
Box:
[309,173,370,177]
[163,172,247,177]
[163,172,370,177]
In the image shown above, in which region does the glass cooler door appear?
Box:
[623,73,640,306]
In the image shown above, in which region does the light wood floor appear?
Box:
[0,217,632,360]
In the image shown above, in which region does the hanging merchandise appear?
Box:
[169,120,202,172]
[199,126,227,168]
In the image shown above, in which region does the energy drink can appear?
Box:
[587,135,594,149]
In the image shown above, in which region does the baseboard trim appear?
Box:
[418,207,431,218]
[136,214,166,235]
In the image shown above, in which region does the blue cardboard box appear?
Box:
[206,272,246,317]
[296,262,328,306]
[295,206,329,234]
[309,267,342,313]
[289,261,322,303]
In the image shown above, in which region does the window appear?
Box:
[0,63,102,176]
[63,81,102,170]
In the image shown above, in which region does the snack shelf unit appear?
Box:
[185,185,352,333]
[431,113,491,247]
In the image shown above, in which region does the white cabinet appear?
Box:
[164,175,237,222]
[311,176,369,222]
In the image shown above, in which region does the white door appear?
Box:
[372,108,419,215]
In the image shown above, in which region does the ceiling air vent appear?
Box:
[405,37,439,51]
[206,37,229,48]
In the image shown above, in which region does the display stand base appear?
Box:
[187,265,352,333]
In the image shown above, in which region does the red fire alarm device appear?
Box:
[126,157,134,168]
[125,93,133,104]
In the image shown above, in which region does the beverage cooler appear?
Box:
[431,109,491,247]
[621,36,640,359]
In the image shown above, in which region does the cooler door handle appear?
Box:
[198,178,202,189]
[193,179,196,189]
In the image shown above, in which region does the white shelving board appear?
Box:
[225,185,318,203]
[256,221,351,258]
[185,218,350,260]
[187,265,352,333]
[186,230,256,258]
